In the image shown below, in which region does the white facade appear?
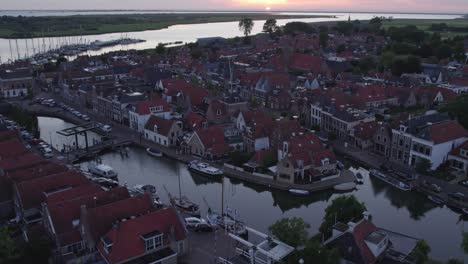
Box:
[409,137,468,170]
[145,128,170,146]
[2,87,28,98]
[129,111,171,132]
[254,137,270,152]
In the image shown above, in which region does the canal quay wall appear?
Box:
[12,100,356,193]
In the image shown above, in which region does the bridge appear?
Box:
[65,138,133,163]
[56,122,106,151]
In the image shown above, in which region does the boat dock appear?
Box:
[65,138,132,163]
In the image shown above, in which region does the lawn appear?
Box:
[383,18,468,38]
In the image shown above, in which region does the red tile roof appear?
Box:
[290,53,323,74]
[135,98,171,115]
[84,194,155,242]
[353,121,378,141]
[0,139,28,160]
[98,207,186,264]
[16,171,88,210]
[185,112,206,130]
[162,78,209,108]
[352,220,378,264]
[144,115,177,136]
[0,152,44,173]
[195,126,229,155]
[47,187,130,246]
[7,162,68,184]
[450,140,468,158]
[0,130,19,143]
[423,120,468,144]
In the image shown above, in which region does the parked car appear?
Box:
[81,115,90,121]
[185,217,206,229]
[194,222,214,232]
[101,125,112,133]
[42,147,54,158]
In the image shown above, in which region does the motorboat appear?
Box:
[131,184,161,205]
[146,147,163,157]
[334,182,357,192]
[206,209,247,236]
[88,162,118,179]
[355,172,364,184]
[289,189,310,196]
[369,169,411,191]
[188,160,223,177]
[90,177,119,189]
[427,195,445,205]
[171,196,200,217]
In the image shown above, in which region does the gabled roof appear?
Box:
[0,130,19,143]
[16,171,89,210]
[47,187,130,246]
[194,126,229,155]
[449,140,468,159]
[144,115,177,136]
[0,152,45,173]
[353,121,378,141]
[290,53,322,74]
[134,98,171,115]
[84,194,155,242]
[185,112,206,130]
[416,120,468,144]
[98,207,186,264]
[0,139,28,160]
[7,162,68,184]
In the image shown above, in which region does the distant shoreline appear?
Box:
[0,13,335,39]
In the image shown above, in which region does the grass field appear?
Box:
[0,13,333,38]
[382,19,468,37]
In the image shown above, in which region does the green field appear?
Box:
[382,18,468,37]
[0,13,333,39]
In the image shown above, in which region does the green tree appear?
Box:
[441,94,468,130]
[269,217,310,248]
[447,259,463,264]
[0,227,21,263]
[239,18,254,37]
[462,232,468,253]
[319,195,367,238]
[263,18,279,35]
[262,152,277,168]
[415,158,432,174]
[319,31,328,48]
[155,43,166,55]
[411,240,431,264]
[299,239,340,264]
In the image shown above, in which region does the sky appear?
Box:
[1,0,467,14]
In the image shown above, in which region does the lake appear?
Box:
[37,116,468,261]
[0,11,462,63]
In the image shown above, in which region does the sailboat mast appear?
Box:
[221,176,224,216]
[8,39,13,62]
[178,163,182,199]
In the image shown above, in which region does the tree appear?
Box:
[263,18,279,35]
[462,232,468,254]
[415,158,432,174]
[319,31,328,48]
[319,195,367,238]
[283,22,315,35]
[447,259,463,264]
[300,239,340,264]
[155,43,166,55]
[442,94,468,130]
[269,217,310,248]
[411,240,431,264]
[0,227,21,263]
[239,18,254,38]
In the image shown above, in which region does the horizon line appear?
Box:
[0,9,465,16]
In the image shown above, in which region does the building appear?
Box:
[324,212,421,264]
[409,120,468,170]
[0,68,32,98]
[144,116,183,147]
[448,140,468,176]
[186,126,230,160]
[129,98,172,132]
[97,207,187,264]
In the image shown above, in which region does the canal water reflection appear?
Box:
[38,116,467,261]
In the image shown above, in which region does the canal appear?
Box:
[38,116,467,261]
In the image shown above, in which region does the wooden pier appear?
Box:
[66,138,133,163]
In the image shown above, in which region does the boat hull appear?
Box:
[146,148,163,157]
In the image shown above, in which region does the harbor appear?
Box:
[29,115,467,261]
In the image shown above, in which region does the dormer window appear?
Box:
[321,158,330,166]
[141,231,163,252]
[101,236,113,254]
[150,106,163,113]
[216,109,222,116]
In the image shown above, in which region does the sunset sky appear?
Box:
[1,0,467,13]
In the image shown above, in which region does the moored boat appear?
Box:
[171,196,201,217]
[188,160,223,177]
[369,169,411,191]
[88,162,118,179]
[205,209,247,236]
[146,147,163,157]
[334,182,357,192]
[427,195,445,205]
[131,184,161,205]
[463,208,468,215]
[355,172,364,184]
[289,189,310,196]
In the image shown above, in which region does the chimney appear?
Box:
[363,211,371,221]
[347,221,357,232]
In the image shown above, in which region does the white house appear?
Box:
[129,98,172,132]
[0,68,32,98]
[144,115,183,147]
[448,140,468,176]
[408,120,468,170]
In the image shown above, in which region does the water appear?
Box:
[37,116,467,261]
[0,11,462,63]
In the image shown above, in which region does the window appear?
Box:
[145,234,163,252]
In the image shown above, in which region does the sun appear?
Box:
[265,6,271,10]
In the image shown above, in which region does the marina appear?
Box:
[369,169,412,191]
[35,116,468,260]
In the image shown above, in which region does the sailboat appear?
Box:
[165,163,200,217]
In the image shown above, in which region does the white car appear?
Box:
[185,217,207,228]
[81,115,90,121]
[42,148,54,158]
